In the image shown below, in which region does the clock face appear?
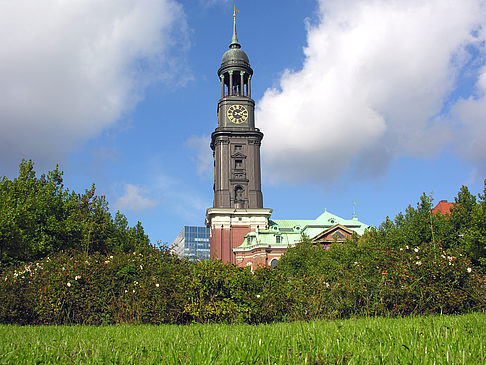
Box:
[227,105,248,124]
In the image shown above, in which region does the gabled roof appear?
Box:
[311,224,355,243]
[231,152,247,158]
[432,200,455,215]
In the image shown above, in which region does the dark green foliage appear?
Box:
[0,249,292,325]
[1,244,483,325]
[0,249,187,325]
[363,193,436,251]
[0,160,151,269]
[361,181,486,270]
[274,182,486,319]
[0,164,485,325]
[448,185,486,267]
[275,235,327,276]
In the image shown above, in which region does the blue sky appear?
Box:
[1,0,486,245]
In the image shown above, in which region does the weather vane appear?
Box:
[233,3,239,20]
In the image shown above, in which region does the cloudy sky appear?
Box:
[1,0,485,244]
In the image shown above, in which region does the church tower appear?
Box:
[206,12,272,264]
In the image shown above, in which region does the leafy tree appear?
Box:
[449,183,486,267]
[0,160,151,269]
[363,193,437,251]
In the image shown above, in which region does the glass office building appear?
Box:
[170,226,210,261]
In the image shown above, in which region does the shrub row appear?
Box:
[1,243,484,325]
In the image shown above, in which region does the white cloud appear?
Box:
[451,66,486,178]
[257,0,486,183]
[0,0,187,171]
[186,135,212,177]
[114,183,158,212]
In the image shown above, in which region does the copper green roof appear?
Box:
[220,10,250,68]
[236,210,369,249]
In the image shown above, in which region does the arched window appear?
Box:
[270,259,278,269]
[235,186,244,201]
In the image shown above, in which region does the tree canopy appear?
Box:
[278,180,486,276]
[0,160,151,269]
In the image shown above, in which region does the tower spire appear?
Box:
[230,5,240,48]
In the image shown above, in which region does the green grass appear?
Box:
[1,313,485,364]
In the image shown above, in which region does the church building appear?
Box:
[205,13,368,268]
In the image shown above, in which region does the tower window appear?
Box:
[235,186,244,201]
[235,145,242,152]
[276,235,282,243]
[235,159,243,169]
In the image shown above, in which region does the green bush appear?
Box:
[276,235,485,320]
[0,249,188,325]
[0,244,484,325]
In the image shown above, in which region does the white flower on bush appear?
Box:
[155,283,160,288]
[67,282,71,287]
[256,294,261,298]
[467,267,472,273]
[414,247,419,253]
[110,255,113,259]
[415,261,422,266]
[140,265,143,270]
[104,260,110,264]
[406,245,409,250]
[325,282,330,288]
[74,275,81,281]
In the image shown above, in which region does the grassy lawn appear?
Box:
[1,313,485,364]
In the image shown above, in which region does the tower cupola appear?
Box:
[218,10,253,98]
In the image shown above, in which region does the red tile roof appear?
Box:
[432,200,455,215]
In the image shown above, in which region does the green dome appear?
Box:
[221,47,250,67]
[220,13,251,69]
